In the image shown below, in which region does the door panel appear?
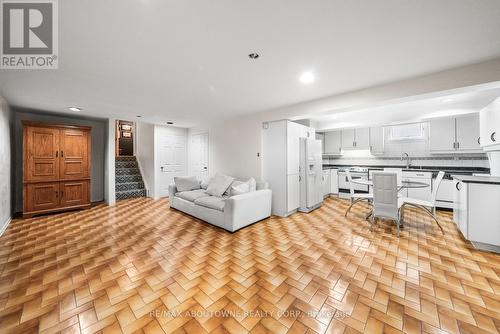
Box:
[190,133,209,180]
[25,126,60,182]
[157,128,187,197]
[287,173,300,211]
[60,129,90,179]
[25,182,60,212]
[60,180,89,207]
[355,128,370,149]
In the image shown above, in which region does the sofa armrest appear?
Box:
[224,189,272,232]
[168,184,178,198]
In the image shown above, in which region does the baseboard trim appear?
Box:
[0,216,12,237]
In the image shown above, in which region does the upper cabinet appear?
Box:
[430,114,481,153]
[341,129,355,150]
[480,98,500,149]
[324,130,342,154]
[341,128,369,150]
[369,127,384,155]
[455,114,481,152]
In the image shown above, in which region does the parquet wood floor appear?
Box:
[1,197,499,334]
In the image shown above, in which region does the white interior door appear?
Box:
[158,131,187,197]
[190,133,209,180]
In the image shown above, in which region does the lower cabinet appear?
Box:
[60,180,90,208]
[25,182,60,213]
[453,178,500,252]
[24,180,90,216]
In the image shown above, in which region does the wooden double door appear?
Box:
[23,122,91,216]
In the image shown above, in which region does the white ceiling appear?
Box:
[312,85,500,130]
[2,0,500,127]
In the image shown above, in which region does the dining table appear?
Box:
[348,178,430,219]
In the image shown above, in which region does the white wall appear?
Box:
[0,96,12,234]
[190,60,500,180]
[104,118,116,206]
[136,122,155,197]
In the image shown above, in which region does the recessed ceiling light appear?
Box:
[248,53,260,59]
[68,107,81,112]
[442,98,454,103]
[166,121,174,125]
[300,71,315,84]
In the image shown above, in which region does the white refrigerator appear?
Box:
[299,138,323,212]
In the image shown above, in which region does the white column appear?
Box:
[104,118,116,205]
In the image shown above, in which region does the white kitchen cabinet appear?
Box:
[479,97,500,149]
[453,179,468,238]
[341,129,355,150]
[430,115,481,153]
[330,169,339,194]
[263,120,314,217]
[341,128,370,150]
[455,114,481,152]
[430,118,456,152]
[453,178,500,252]
[355,128,370,150]
[369,127,384,155]
[287,174,300,211]
[324,130,342,154]
[322,170,331,196]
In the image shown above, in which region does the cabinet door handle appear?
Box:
[56,151,58,158]
[491,132,497,142]
[477,137,481,145]
[61,151,64,157]
[457,142,460,149]
[61,191,64,197]
[55,191,58,198]
[456,182,460,191]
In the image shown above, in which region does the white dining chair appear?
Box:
[344,170,373,217]
[384,168,403,187]
[399,171,445,233]
[372,172,403,236]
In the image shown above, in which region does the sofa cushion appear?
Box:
[206,173,234,197]
[174,176,201,192]
[176,189,209,202]
[194,196,226,211]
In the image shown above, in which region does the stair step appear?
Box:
[116,156,137,162]
[116,189,146,200]
[115,161,139,169]
[116,174,143,183]
[115,168,141,176]
[115,181,145,192]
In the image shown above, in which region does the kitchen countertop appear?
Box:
[452,175,500,185]
[322,164,490,179]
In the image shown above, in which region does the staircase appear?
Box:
[115,156,146,200]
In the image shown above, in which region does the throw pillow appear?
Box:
[231,183,250,196]
[206,173,234,197]
[174,176,201,192]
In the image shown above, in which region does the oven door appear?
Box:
[338,172,369,192]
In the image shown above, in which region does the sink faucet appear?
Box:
[401,153,411,168]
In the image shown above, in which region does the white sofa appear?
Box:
[169,180,272,232]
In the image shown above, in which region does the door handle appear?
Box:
[56,151,58,158]
[160,166,164,172]
[55,191,58,198]
[61,191,64,197]
[203,167,207,170]
[61,151,64,157]
[491,132,497,142]
[456,182,460,191]
[477,137,481,145]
